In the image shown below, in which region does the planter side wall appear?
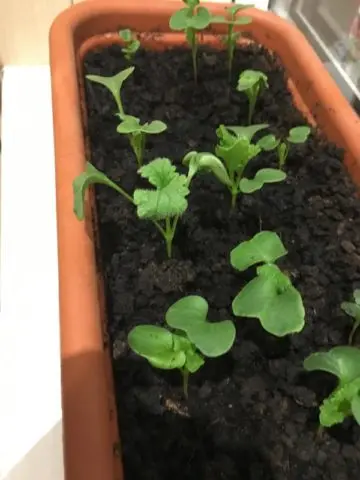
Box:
[49,2,360,480]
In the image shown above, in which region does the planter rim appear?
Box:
[49,2,360,480]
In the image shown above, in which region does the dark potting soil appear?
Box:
[84,43,360,479]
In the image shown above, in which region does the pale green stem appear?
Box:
[114,93,124,117]
[182,369,190,399]
[349,319,360,344]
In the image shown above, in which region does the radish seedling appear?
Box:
[231,231,305,337]
[257,126,311,169]
[341,289,360,344]
[169,0,212,83]
[73,158,190,258]
[237,70,269,124]
[86,66,134,116]
[184,124,285,208]
[116,114,167,167]
[119,29,140,62]
[211,4,253,80]
[304,346,360,427]
[128,295,236,397]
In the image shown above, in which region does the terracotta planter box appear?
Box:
[50,1,360,480]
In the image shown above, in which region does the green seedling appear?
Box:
[341,289,360,345]
[211,5,253,80]
[86,66,134,116]
[128,295,236,397]
[119,29,140,62]
[237,70,269,124]
[230,231,305,337]
[73,158,190,258]
[257,126,311,169]
[183,124,285,208]
[169,0,212,83]
[116,115,167,167]
[304,346,360,427]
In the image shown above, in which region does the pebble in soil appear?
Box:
[84,43,360,479]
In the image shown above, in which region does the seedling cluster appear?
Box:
[71,2,360,429]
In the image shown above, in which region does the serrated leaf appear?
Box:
[188,320,236,357]
[318,378,360,427]
[183,151,232,186]
[73,162,124,220]
[257,134,280,151]
[166,295,208,331]
[169,8,189,30]
[226,124,269,142]
[237,70,268,92]
[134,158,189,220]
[304,346,360,385]
[141,120,167,134]
[230,231,287,271]
[216,134,260,174]
[232,264,305,337]
[189,7,211,29]
[239,168,286,194]
[287,126,310,144]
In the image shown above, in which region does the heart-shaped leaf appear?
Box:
[166,295,208,332]
[257,134,280,151]
[287,126,310,144]
[189,6,211,29]
[232,264,305,337]
[187,320,236,357]
[239,168,286,194]
[169,8,189,30]
[230,231,287,272]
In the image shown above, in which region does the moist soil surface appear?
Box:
[84,44,360,479]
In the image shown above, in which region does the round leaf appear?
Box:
[141,120,167,134]
[147,350,187,370]
[169,8,189,30]
[128,325,173,357]
[304,346,360,384]
[239,168,286,194]
[187,320,236,357]
[189,7,211,30]
[341,301,360,320]
[166,295,208,332]
[230,231,287,272]
[257,134,280,151]
[287,126,310,144]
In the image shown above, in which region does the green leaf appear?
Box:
[133,158,189,220]
[232,264,305,337]
[189,6,211,29]
[233,16,253,25]
[183,151,232,186]
[119,29,132,42]
[86,67,134,104]
[226,5,254,16]
[341,301,360,321]
[354,289,360,304]
[184,349,205,373]
[230,231,287,271]
[226,124,269,142]
[215,131,260,174]
[287,126,310,144]
[128,325,174,357]
[166,295,208,331]
[257,134,280,151]
[239,168,286,194]
[237,70,268,92]
[169,8,189,30]
[351,394,360,425]
[188,320,236,357]
[141,120,167,134]
[319,378,360,427]
[73,162,124,220]
[117,115,141,134]
[304,346,360,385]
[146,351,187,370]
[210,15,227,24]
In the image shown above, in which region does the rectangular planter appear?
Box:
[49,1,360,480]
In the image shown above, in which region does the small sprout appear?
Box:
[258,126,311,169]
[128,295,236,397]
[237,70,269,124]
[169,0,212,83]
[86,66,134,116]
[117,114,167,166]
[231,231,305,337]
[341,289,360,344]
[133,158,190,258]
[304,346,360,427]
[73,158,189,258]
[184,124,285,208]
[119,29,140,62]
[211,4,253,80]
